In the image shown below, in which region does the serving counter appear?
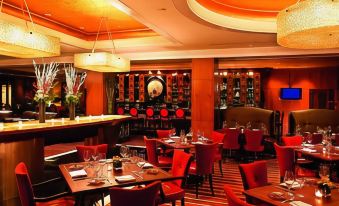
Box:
[0,115,130,206]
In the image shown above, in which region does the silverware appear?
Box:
[131,171,143,179]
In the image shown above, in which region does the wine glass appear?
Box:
[120,145,129,159]
[284,170,295,200]
[306,133,312,144]
[138,153,146,174]
[319,164,330,182]
[83,150,91,167]
[130,150,138,164]
[296,177,305,189]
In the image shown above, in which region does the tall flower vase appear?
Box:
[69,101,75,120]
[38,100,46,123]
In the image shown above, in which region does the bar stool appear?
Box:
[160,108,171,129]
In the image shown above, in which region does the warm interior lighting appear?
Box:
[0,19,60,58]
[74,52,130,72]
[277,0,339,49]
[157,70,161,75]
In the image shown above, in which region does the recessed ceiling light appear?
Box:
[79,27,85,30]
[44,13,52,16]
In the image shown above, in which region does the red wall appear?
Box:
[263,68,338,134]
[85,71,105,115]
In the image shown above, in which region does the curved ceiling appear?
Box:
[1,0,157,40]
[187,0,298,33]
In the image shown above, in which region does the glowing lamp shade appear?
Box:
[277,0,339,49]
[0,20,60,58]
[74,52,130,72]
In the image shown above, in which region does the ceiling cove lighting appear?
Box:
[0,0,60,58]
[277,0,339,49]
[74,17,130,72]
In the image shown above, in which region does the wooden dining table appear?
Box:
[295,145,339,162]
[156,136,195,150]
[59,160,174,205]
[244,183,339,206]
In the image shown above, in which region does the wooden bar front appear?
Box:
[0,115,130,206]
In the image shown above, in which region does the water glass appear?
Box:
[83,150,91,167]
[138,153,146,174]
[319,164,330,182]
[120,145,130,158]
[284,170,295,200]
[296,177,305,189]
[130,150,138,163]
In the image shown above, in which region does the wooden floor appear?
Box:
[44,136,280,206]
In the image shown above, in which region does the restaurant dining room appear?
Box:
[0,0,339,206]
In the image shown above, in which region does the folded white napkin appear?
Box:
[164,139,175,143]
[303,144,314,147]
[170,136,180,139]
[115,175,136,183]
[290,201,312,206]
[191,141,203,144]
[302,148,317,153]
[137,162,153,169]
[69,169,87,178]
[280,182,300,189]
[335,146,339,150]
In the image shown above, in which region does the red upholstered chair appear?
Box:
[335,133,339,146]
[175,108,185,119]
[159,150,193,206]
[311,133,323,144]
[224,185,254,206]
[75,144,108,161]
[117,107,124,115]
[223,128,241,158]
[160,108,172,129]
[189,143,218,198]
[15,162,74,206]
[282,135,303,146]
[274,143,316,182]
[238,160,268,190]
[144,136,172,167]
[109,181,161,206]
[243,129,264,159]
[156,129,173,138]
[211,131,225,176]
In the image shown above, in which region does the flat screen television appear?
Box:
[280,88,302,100]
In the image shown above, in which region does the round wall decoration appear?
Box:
[147,79,163,98]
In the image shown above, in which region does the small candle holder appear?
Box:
[315,189,323,198]
[316,182,331,198]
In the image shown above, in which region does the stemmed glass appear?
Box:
[319,164,330,182]
[284,170,295,201]
[120,145,130,159]
[138,153,146,174]
[83,150,91,168]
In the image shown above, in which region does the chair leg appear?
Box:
[101,193,105,206]
[181,197,185,206]
[208,174,214,196]
[219,160,223,176]
[172,201,175,206]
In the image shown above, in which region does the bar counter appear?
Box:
[0,115,130,206]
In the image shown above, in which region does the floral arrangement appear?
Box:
[64,64,87,104]
[33,60,59,102]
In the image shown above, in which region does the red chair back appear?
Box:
[146,107,154,118]
[171,150,193,186]
[117,107,124,115]
[129,107,138,117]
[282,136,303,146]
[144,136,159,165]
[312,133,323,144]
[238,160,268,190]
[76,144,108,161]
[211,131,225,160]
[223,128,241,150]
[160,108,169,118]
[156,129,172,138]
[109,181,161,206]
[175,108,185,118]
[274,143,295,182]
[244,129,264,152]
[15,162,35,206]
[195,143,217,175]
[335,134,339,146]
[224,185,253,206]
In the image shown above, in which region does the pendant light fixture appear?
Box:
[74,17,130,72]
[277,0,339,49]
[0,0,60,58]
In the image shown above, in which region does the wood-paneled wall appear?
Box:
[191,58,215,138]
[85,71,105,115]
